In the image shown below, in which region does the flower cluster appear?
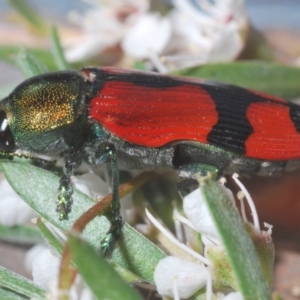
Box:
[0,170,136,299]
[66,0,249,72]
[150,174,274,299]
[0,168,274,299]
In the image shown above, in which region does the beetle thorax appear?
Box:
[0,71,89,154]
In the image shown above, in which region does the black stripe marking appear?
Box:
[86,68,184,89]
[290,103,300,133]
[205,84,259,155]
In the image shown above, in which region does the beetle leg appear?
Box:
[56,150,82,220]
[97,143,123,257]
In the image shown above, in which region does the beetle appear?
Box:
[1,67,300,256]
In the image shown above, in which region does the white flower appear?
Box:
[26,245,93,299]
[65,0,248,71]
[223,291,244,300]
[183,184,234,245]
[31,247,61,289]
[161,0,248,70]
[146,209,212,299]
[149,173,273,299]
[121,13,171,60]
[24,244,48,274]
[154,256,208,299]
[65,0,150,62]
[0,178,36,226]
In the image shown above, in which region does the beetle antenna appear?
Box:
[0,151,55,165]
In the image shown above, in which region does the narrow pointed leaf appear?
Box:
[36,219,63,254]
[0,46,57,71]
[69,235,143,300]
[14,48,47,77]
[173,61,300,99]
[200,177,270,300]
[0,161,166,283]
[0,266,46,299]
[0,287,28,300]
[0,223,42,244]
[51,26,69,70]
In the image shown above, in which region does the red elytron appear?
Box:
[87,67,300,161]
[89,82,218,147]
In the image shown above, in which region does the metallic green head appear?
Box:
[0,70,88,154]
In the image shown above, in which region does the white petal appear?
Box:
[161,0,248,69]
[73,173,109,199]
[66,0,150,62]
[122,13,171,59]
[0,179,36,226]
[207,25,244,62]
[223,291,244,300]
[183,185,234,245]
[24,244,48,273]
[183,188,221,243]
[154,256,208,299]
[31,248,60,289]
[29,246,94,299]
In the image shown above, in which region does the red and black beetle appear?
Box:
[1,67,300,255]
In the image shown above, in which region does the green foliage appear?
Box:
[0,266,46,299]
[200,176,271,300]
[173,61,300,99]
[0,161,166,283]
[69,235,143,300]
[14,48,48,77]
[0,223,42,244]
[50,26,70,71]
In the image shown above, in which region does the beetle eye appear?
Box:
[0,111,15,152]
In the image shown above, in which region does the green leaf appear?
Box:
[37,217,142,282]
[0,223,42,244]
[0,46,58,71]
[200,177,270,300]
[0,161,166,283]
[36,219,63,254]
[69,235,143,300]
[14,48,48,78]
[110,262,144,283]
[172,61,300,99]
[7,0,48,35]
[0,287,28,300]
[0,266,46,299]
[133,61,147,71]
[50,26,69,70]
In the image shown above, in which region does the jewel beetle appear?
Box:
[1,67,300,256]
